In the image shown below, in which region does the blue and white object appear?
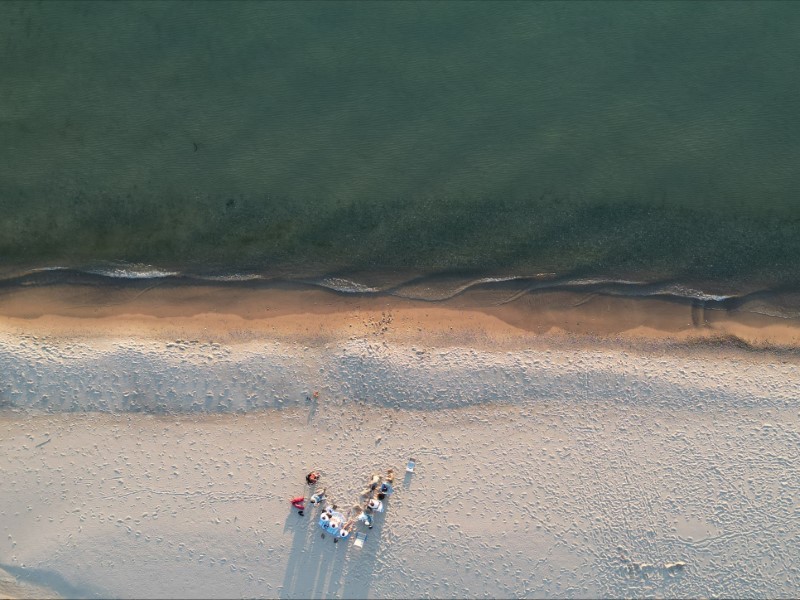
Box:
[318,510,346,536]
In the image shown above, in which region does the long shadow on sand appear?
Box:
[279,503,384,599]
[0,562,107,599]
[279,506,349,599]
[340,512,384,599]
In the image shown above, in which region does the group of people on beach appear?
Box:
[290,468,395,543]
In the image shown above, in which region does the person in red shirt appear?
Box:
[290,496,306,516]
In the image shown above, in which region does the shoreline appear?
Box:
[0,282,799,356]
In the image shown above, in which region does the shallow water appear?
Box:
[2,1,800,288]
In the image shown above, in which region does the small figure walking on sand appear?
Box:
[306,471,320,486]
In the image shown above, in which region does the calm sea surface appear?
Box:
[1,1,800,292]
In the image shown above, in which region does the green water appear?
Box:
[1,1,800,286]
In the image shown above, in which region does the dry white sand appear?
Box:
[1,332,799,599]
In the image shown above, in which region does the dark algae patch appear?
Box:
[1,1,800,288]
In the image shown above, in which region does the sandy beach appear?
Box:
[1,284,799,598]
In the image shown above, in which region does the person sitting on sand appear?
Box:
[339,522,354,538]
[324,502,338,517]
[310,488,326,506]
[360,473,382,497]
[366,498,383,513]
[306,471,320,486]
[320,512,331,523]
[378,474,394,500]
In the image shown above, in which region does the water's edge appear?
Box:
[1,263,799,320]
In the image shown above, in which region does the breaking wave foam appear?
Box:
[0,263,797,319]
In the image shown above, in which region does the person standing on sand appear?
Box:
[306,471,320,486]
[290,496,306,516]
